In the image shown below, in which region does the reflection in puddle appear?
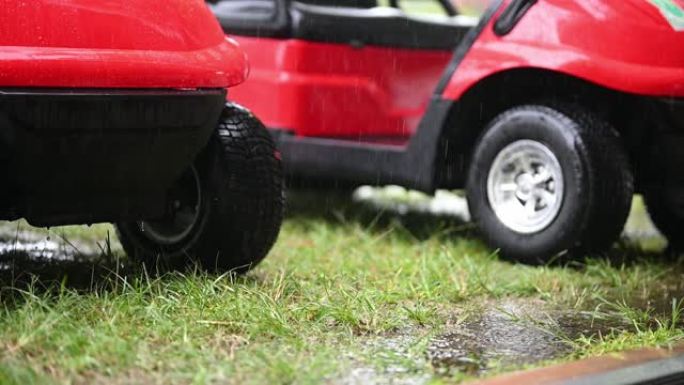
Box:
[0,222,116,268]
[334,299,629,385]
[0,239,77,261]
[0,223,119,287]
[428,305,569,373]
[427,300,626,375]
[429,304,561,374]
[336,367,429,385]
[334,328,432,385]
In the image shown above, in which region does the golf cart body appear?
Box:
[0,0,247,225]
[214,0,473,141]
[213,0,684,262]
[214,0,684,190]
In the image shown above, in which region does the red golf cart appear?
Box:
[212,0,684,262]
[0,0,283,272]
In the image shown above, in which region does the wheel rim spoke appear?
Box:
[536,189,556,208]
[524,198,537,217]
[534,167,553,185]
[499,183,518,192]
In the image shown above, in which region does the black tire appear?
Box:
[116,103,283,273]
[466,104,633,263]
[643,188,684,251]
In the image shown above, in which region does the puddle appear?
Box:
[426,299,626,375]
[0,238,80,261]
[332,299,629,385]
[332,366,431,385]
[0,223,112,266]
[333,328,432,385]
[335,367,429,385]
[0,223,120,288]
[0,234,103,265]
[335,298,632,384]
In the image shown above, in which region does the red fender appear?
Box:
[443,0,684,100]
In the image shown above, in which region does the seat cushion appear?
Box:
[209,0,289,37]
[291,2,476,51]
[296,0,377,8]
[210,0,275,20]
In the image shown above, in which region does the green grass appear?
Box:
[0,191,683,384]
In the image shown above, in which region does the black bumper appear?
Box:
[0,88,225,226]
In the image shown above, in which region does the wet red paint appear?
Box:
[229,38,452,138]
[444,0,684,100]
[228,0,683,139]
[0,0,248,89]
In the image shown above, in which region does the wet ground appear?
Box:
[0,220,119,257]
[0,188,662,268]
[332,298,629,385]
[426,300,626,375]
[0,189,672,384]
[0,221,125,289]
[334,189,667,384]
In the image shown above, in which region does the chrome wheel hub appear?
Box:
[486,140,564,234]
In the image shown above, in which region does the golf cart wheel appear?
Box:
[643,188,684,251]
[466,104,633,263]
[117,103,283,273]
